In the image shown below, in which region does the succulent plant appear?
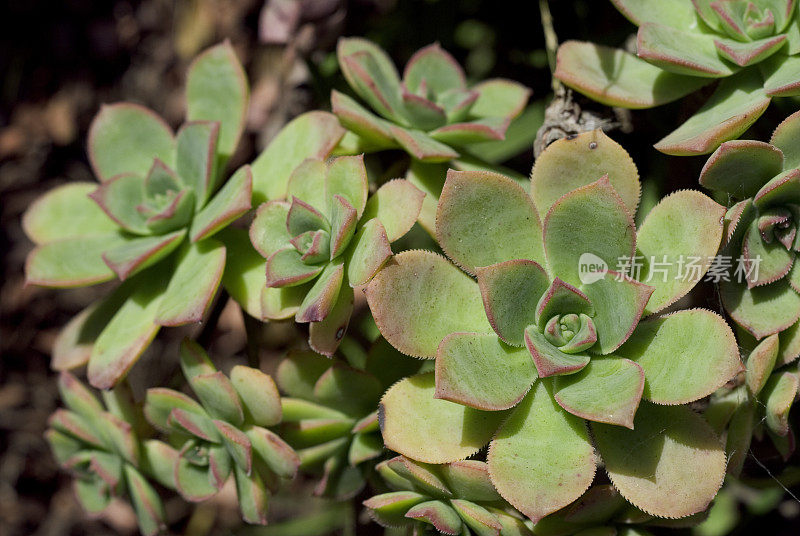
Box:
[46,372,177,535]
[275,339,425,499]
[142,339,299,525]
[705,332,800,477]
[365,130,741,521]
[698,110,800,340]
[23,42,251,389]
[364,455,533,535]
[248,154,424,355]
[332,38,531,163]
[555,0,800,155]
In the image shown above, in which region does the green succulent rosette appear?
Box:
[23,42,252,389]
[275,338,425,499]
[142,340,299,525]
[331,38,533,235]
[46,372,177,535]
[248,154,424,355]
[698,110,800,342]
[364,456,533,535]
[555,0,800,155]
[332,38,531,163]
[366,131,741,521]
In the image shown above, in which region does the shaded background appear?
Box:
[1,0,799,534]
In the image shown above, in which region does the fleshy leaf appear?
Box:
[295,261,344,323]
[234,463,269,525]
[174,455,219,501]
[714,35,786,68]
[285,158,328,215]
[763,371,799,436]
[771,110,800,169]
[721,278,800,338]
[450,500,502,536]
[214,420,252,472]
[403,43,465,95]
[217,228,267,318]
[746,334,780,396]
[265,247,324,288]
[488,381,596,523]
[390,126,460,162]
[88,103,175,181]
[346,218,392,287]
[582,274,653,354]
[365,250,492,358]
[476,259,549,346]
[247,426,299,479]
[613,0,701,26]
[22,183,119,245]
[250,201,292,259]
[309,284,354,356]
[25,234,124,288]
[406,500,463,534]
[250,112,345,204]
[637,23,735,77]
[261,285,309,321]
[175,121,219,208]
[337,38,404,122]
[402,91,447,131]
[469,79,531,119]
[124,465,166,536]
[102,230,186,281]
[636,190,725,315]
[593,402,726,519]
[741,220,794,287]
[405,160,448,235]
[654,70,771,155]
[435,332,537,411]
[761,53,800,97]
[327,155,369,218]
[328,195,357,260]
[436,169,545,274]
[364,491,427,527]
[144,387,205,432]
[753,168,800,209]
[618,309,741,404]
[429,118,509,145]
[87,273,165,389]
[190,165,252,242]
[362,179,425,242]
[231,366,282,427]
[700,140,783,199]
[331,90,396,147]
[543,175,636,286]
[554,357,644,428]
[525,326,590,378]
[88,173,148,234]
[555,42,710,108]
[185,41,248,158]
[536,278,594,328]
[154,239,225,326]
[379,373,506,463]
[531,130,640,216]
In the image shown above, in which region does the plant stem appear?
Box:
[539,0,562,92]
